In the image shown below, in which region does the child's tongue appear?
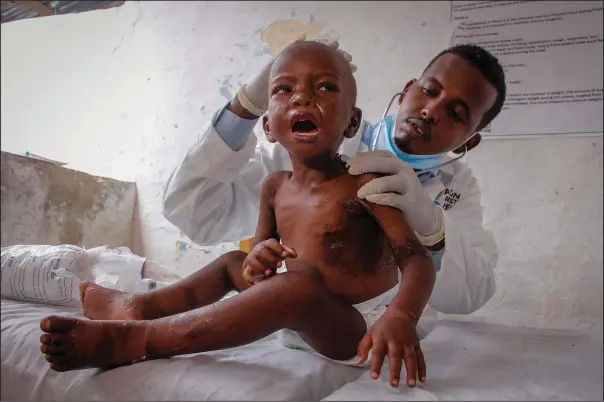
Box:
[292,120,318,134]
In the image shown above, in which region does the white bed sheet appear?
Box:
[324,319,603,401]
[0,299,362,401]
[2,299,602,401]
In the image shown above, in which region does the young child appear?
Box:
[39,41,436,389]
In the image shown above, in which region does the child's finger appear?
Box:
[242,266,255,285]
[262,239,288,257]
[282,245,297,258]
[246,257,269,276]
[387,343,403,388]
[370,340,386,380]
[403,345,418,387]
[357,333,372,364]
[255,247,285,267]
[416,344,427,382]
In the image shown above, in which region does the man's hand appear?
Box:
[242,239,297,286]
[358,307,426,388]
[347,150,442,238]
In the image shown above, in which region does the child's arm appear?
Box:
[366,201,435,318]
[242,172,297,285]
[252,172,283,246]
[358,173,436,319]
[355,173,436,389]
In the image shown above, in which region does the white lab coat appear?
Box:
[163,119,498,334]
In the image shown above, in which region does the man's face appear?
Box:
[394,53,498,155]
[263,42,361,159]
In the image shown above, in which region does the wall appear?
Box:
[1,151,136,249]
[1,1,601,331]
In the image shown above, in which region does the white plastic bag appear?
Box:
[1,244,146,307]
[1,245,89,307]
[82,246,145,292]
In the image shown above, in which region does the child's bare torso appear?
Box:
[272,171,399,304]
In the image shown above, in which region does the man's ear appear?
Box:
[453,133,482,154]
[398,79,416,104]
[262,116,277,143]
[343,107,363,139]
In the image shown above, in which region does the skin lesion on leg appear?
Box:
[39,315,149,372]
[79,250,250,322]
[39,270,366,371]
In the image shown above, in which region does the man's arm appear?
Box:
[348,152,497,315]
[162,102,292,246]
[429,166,498,314]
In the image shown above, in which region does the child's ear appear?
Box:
[343,107,363,139]
[262,116,277,143]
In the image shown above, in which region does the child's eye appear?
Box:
[318,82,339,92]
[273,86,292,95]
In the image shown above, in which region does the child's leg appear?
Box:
[40,271,367,372]
[81,250,250,321]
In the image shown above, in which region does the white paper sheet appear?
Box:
[451,1,603,137]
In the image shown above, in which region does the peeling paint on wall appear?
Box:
[175,240,188,252]
[218,75,235,102]
[261,18,338,55]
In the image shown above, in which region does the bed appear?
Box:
[2,298,602,401]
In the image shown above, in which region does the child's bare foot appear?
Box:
[40,315,148,372]
[80,282,146,321]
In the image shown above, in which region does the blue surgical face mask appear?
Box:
[373,115,446,172]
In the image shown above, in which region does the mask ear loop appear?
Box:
[414,133,473,175]
[414,145,467,175]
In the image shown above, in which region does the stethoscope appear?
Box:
[372,91,468,176]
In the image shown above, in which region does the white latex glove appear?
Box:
[347,151,444,239]
[239,35,357,116]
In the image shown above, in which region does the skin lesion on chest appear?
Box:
[319,197,390,275]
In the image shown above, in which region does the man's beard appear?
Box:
[393,135,413,154]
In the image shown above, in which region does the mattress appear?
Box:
[324,319,603,401]
[2,298,602,401]
[0,299,362,401]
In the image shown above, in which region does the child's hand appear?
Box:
[242,239,297,286]
[358,308,426,389]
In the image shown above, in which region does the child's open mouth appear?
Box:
[290,113,320,143]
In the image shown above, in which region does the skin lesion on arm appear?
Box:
[355,173,436,321]
[355,173,430,261]
[388,241,431,265]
